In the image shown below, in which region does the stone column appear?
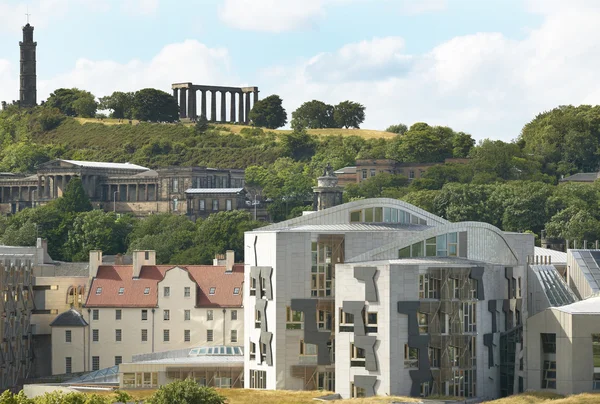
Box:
[44,176,49,198]
[37,176,41,198]
[210,90,217,121]
[144,184,148,201]
[135,184,139,202]
[172,88,178,101]
[229,91,235,123]
[62,176,67,196]
[187,88,196,119]
[253,89,259,105]
[179,88,188,119]
[201,90,207,119]
[220,91,226,122]
[245,92,251,124]
[238,92,244,123]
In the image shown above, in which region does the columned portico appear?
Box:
[210,90,217,122]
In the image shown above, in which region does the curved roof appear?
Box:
[255,198,449,232]
[50,309,88,327]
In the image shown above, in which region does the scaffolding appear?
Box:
[0,260,35,390]
[417,267,479,398]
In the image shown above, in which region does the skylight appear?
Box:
[209,287,216,295]
[96,287,102,295]
[144,287,150,295]
[118,287,124,295]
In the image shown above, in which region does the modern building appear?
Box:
[243,197,533,400]
[0,159,269,220]
[50,250,244,376]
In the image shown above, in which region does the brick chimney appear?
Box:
[133,250,156,278]
[225,250,235,272]
[89,250,102,279]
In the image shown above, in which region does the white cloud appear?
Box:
[400,0,447,15]
[0,59,17,105]
[259,3,600,141]
[218,0,325,33]
[121,0,159,16]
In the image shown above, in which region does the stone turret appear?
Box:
[312,163,343,211]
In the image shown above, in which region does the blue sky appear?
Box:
[0,0,598,141]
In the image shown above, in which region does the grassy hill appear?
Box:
[482,392,600,404]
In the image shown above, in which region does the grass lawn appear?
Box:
[482,391,600,404]
[75,118,397,140]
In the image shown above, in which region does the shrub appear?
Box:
[149,379,226,404]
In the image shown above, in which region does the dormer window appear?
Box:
[96,287,102,295]
[144,287,150,295]
[209,287,216,295]
[118,287,124,295]
[233,287,240,295]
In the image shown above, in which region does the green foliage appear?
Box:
[344,173,409,200]
[45,88,97,117]
[291,100,336,130]
[0,389,32,404]
[401,190,439,213]
[248,95,287,129]
[149,378,226,404]
[98,92,135,119]
[411,163,474,190]
[132,88,179,123]
[37,107,65,131]
[195,115,209,133]
[385,123,407,135]
[112,390,132,403]
[55,177,93,213]
[0,142,59,173]
[333,100,365,129]
[280,130,317,161]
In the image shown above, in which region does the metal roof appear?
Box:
[60,160,149,170]
[278,223,432,233]
[570,250,600,294]
[185,188,245,194]
[559,172,598,182]
[555,295,600,314]
[50,309,89,327]
[530,265,578,307]
[334,166,357,174]
[534,247,567,265]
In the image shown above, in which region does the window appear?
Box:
[145,251,149,260]
[429,346,441,368]
[65,357,72,374]
[231,330,238,343]
[421,381,431,398]
[115,309,122,320]
[318,310,333,331]
[409,170,415,179]
[92,309,99,320]
[249,369,266,389]
[462,302,477,333]
[250,277,257,296]
[452,278,460,299]
[207,329,213,342]
[115,329,122,342]
[212,199,219,211]
[115,356,122,365]
[184,310,191,321]
[141,329,148,342]
[144,287,150,295]
[92,356,100,371]
[233,287,240,295]
[542,360,557,389]
[404,344,419,368]
[300,339,317,356]
[173,199,179,213]
[370,169,376,177]
[425,237,437,257]
[518,277,522,298]
[141,309,148,321]
[350,343,366,367]
[469,278,478,299]
[209,287,216,295]
[286,306,303,330]
[163,309,170,321]
[362,169,367,179]
[311,241,334,297]
[418,312,429,334]
[250,341,256,360]
[163,287,170,297]
[541,333,556,354]
[255,309,262,329]
[231,310,238,320]
[65,330,72,343]
[593,334,600,389]
[226,199,232,211]
[419,274,441,299]
[163,329,170,342]
[449,345,459,367]
[351,382,366,398]
[184,330,191,342]
[118,287,124,295]
[350,210,362,223]
[448,232,458,257]
[207,310,213,320]
[399,232,460,258]
[199,199,205,211]
[96,287,102,295]
[366,312,377,332]
[184,287,191,298]
[172,178,179,193]
[339,309,354,325]
[92,329,99,342]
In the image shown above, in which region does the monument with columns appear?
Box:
[171,82,259,123]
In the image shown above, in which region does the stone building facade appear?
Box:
[0,159,268,220]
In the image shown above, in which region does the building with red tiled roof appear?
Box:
[51,250,244,376]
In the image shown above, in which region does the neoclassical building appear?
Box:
[0,159,267,220]
[243,197,533,400]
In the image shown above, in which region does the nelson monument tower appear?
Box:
[19,22,37,107]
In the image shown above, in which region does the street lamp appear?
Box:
[113,191,119,213]
[31,189,36,208]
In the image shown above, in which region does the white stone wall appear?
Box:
[51,326,86,375]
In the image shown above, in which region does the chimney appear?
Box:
[133,250,156,278]
[213,253,225,266]
[115,253,123,265]
[89,250,102,279]
[225,250,235,272]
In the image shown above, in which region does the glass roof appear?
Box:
[66,365,119,383]
[188,346,243,356]
[531,265,578,307]
[571,250,600,293]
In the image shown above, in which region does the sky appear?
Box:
[0,0,598,141]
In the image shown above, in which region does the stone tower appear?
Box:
[312,163,343,211]
[19,23,37,108]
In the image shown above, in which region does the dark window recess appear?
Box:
[339,326,355,333]
[350,360,366,368]
[366,326,378,333]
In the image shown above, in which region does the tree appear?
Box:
[386,123,407,135]
[149,379,225,404]
[291,100,336,130]
[195,115,209,133]
[55,177,92,213]
[132,88,179,122]
[0,142,57,173]
[344,173,409,200]
[45,88,97,117]
[333,100,365,129]
[387,123,455,163]
[98,91,135,119]
[248,95,287,129]
[280,130,317,161]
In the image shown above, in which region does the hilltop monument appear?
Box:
[19,16,37,108]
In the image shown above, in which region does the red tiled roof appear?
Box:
[85,264,244,308]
